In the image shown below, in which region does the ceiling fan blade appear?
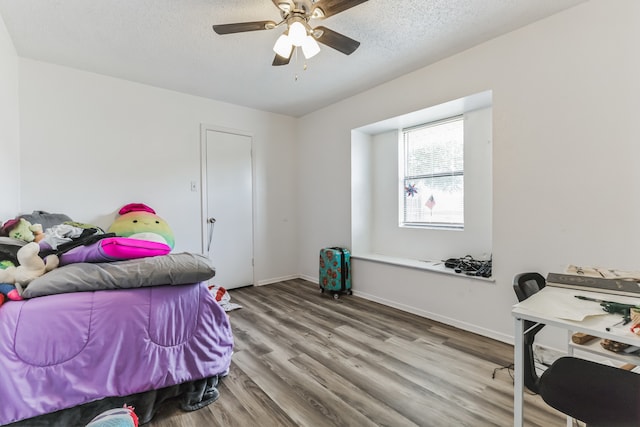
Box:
[212,21,277,35]
[313,26,360,55]
[312,0,369,19]
[272,47,294,66]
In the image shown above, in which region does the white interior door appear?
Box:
[203,128,253,289]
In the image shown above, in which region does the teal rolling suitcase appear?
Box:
[319,247,352,299]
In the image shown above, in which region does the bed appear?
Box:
[0,240,234,426]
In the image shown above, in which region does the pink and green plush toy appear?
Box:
[107,203,175,249]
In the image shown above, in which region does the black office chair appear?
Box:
[512,272,546,394]
[538,356,640,427]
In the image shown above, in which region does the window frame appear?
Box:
[400,115,465,230]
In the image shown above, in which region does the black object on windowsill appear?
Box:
[443,255,492,278]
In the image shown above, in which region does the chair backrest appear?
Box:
[513,272,546,302]
[512,272,547,394]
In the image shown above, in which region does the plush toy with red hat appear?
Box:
[1,218,44,243]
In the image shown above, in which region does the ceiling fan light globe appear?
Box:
[301,35,320,59]
[288,21,307,46]
[273,34,293,58]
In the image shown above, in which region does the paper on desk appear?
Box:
[514,290,607,321]
[566,265,640,280]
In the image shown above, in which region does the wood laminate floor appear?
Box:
[147,279,565,427]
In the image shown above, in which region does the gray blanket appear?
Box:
[21,252,215,298]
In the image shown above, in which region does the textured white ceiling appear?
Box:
[0,0,587,117]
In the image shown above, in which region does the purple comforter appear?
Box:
[0,282,234,425]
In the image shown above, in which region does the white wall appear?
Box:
[18,59,298,284]
[0,13,20,219]
[350,130,373,255]
[297,0,640,347]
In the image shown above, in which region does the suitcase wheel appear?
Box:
[347,290,353,295]
[333,293,340,300]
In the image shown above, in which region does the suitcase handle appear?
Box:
[329,247,349,290]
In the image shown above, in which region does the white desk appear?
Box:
[512,286,640,427]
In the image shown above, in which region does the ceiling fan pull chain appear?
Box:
[294,50,309,82]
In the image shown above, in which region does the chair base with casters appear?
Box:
[538,356,640,427]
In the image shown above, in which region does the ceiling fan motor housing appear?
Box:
[277,1,319,17]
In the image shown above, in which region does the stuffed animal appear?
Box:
[0,259,23,302]
[1,218,44,243]
[107,203,175,249]
[0,242,59,288]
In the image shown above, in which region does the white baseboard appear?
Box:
[256,274,300,286]
[353,289,513,345]
[533,344,565,365]
[298,274,318,284]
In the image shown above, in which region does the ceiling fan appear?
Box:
[212,0,368,66]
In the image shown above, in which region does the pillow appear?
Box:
[58,237,171,266]
[21,252,215,298]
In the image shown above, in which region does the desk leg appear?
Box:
[514,317,524,427]
[566,330,573,427]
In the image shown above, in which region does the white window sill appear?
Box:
[351,253,495,283]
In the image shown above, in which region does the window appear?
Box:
[401,116,464,228]
[352,91,491,263]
